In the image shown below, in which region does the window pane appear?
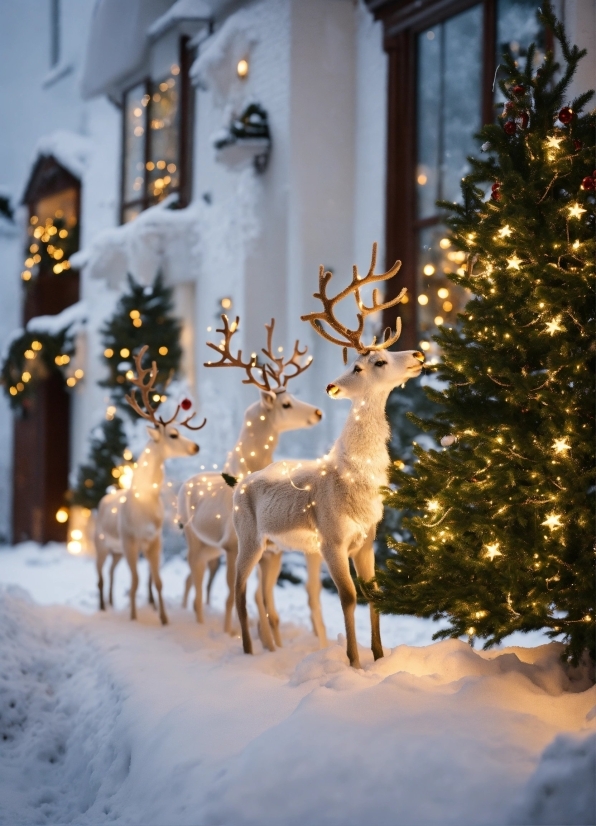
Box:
[415,5,481,353]
[416,29,441,219]
[147,73,180,204]
[495,0,544,102]
[123,84,147,208]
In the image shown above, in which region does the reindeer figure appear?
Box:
[179,317,324,648]
[95,346,205,624]
[233,243,425,668]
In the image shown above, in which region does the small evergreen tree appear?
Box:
[373,3,595,663]
[100,273,182,417]
[70,417,129,509]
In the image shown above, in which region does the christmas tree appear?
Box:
[373,3,595,664]
[70,416,129,509]
[100,273,182,417]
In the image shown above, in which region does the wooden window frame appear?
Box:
[365,0,549,348]
[120,36,195,223]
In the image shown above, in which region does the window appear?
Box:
[120,39,194,223]
[366,0,546,350]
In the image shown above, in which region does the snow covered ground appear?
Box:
[0,542,594,826]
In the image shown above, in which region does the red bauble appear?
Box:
[581,176,595,191]
[504,101,515,112]
[504,121,516,135]
[520,111,529,129]
[573,139,583,151]
[180,398,192,410]
[491,190,501,201]
[558,106,573,124]
[491,182,500,191]
[513,84,525,95]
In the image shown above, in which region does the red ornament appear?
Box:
[180,398,192,410]
[513,84,525,95]
[504,101,515,112]
[491,182,500,191]
[504,121,516,135]
[581,176,595,191]
[491,190,501,201]
[520,111,529,129]
[558,106,573,124]
[573,139,583,151]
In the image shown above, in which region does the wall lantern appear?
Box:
[237,58,249,79]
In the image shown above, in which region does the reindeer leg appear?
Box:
[148,573,156,608]
[108,552,122,607]
[182,572,192,609]
[96,547,106,612]
[255,555,275,652]
[124,538,140,621]
[235,532,266,656]
[206,556,221,605]
[191,555,207,624]
[263,549,282,647]
[306,553,327,647]
[353,534,383,660]
[324,548,360,668]
[224,548,236,635]
[146,539,168,625]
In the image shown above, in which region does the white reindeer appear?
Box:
[179,317,325,649]
[95,346,205,624]
[233,243,425,668]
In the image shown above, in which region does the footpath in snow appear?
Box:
[0,542,594,826]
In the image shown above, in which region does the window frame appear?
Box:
[366,0,548,348]
[119,36,194,224]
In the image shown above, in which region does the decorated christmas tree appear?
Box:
[70,416,129,509]
[373,3,595,663]
[100,273,182,417]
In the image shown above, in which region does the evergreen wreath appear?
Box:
[99,272,183,418]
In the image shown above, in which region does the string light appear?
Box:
[484,542,502,560]
[542,513,562,530]
[506,254,522,270]
[568,203,586,219]
[545,317,564,335]
[497,225,512,238]
[552,438,571,454]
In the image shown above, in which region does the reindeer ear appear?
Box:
[260,390,276,410]
[147,426,161,442]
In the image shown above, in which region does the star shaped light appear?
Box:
[568,203,587,219]
[497,225,512,239]
[427,499,440,512]
[484,542,502,561]
[542,513,562,530]
[507,254,522,270]
[553,438,571,454]
[545,134,564,150]
[545,317,564,335]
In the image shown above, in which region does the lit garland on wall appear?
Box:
[21,211,78,282]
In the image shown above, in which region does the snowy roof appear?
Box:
[148,0,212,41]
[80,0,174,100]
[32,131,92,181]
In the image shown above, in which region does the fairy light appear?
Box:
[552,438,571,454]
[484,542,502,560]
[545,317,564,335]
[506,254,522,270]
[542,513,562,530]
[497,225,512,238]
[427,499,440,512]
[55,507,68,523]
[568,203,586,219]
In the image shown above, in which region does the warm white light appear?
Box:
[427,499,440,512]
[438,287,449,299]
[237,59,249,78]
[542,513,562,530]
[568,203,586,219]
[439,238,451,249]
[552,438,571,454]
[67,540,82,555]
[484,542,502,560]
[506,254,522,270]
[56,508,68,524]
[418,294,429,305]
[423,264,435,276]
[119,466,134,490]
[498,225,512,238]
[70,529,83,540]
[545,317,564,335]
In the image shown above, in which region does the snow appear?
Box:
[26,300,88,337]
[148,0,212,41]
[0,542,593,826]
[33,131,92,181]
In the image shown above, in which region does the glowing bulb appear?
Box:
[437,288,449,299]
[104,348,114,358]
[568,203,586,219]
[484,542,502,560]
[552,438,570,454]
[120,348,130,358]
[545,317,564,335]
[427,499,440,512]
[237,58,249,78]
[506,254,522,270]
[55,508,68,523]
[439,238,451,249]
[498,225,512,238]
[418,294,429,305]
[541,513,562,530]
[159,346,168,355]
[423,264,435,276]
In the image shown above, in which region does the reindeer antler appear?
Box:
[125,345,207,431]
[261,319,313,389]
[300,242,407,364]
[204,315,273,392]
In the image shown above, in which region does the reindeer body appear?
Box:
[180,392,324,646]
[94,345,205,622]
[95,490,125,610]
[233,242,425,668]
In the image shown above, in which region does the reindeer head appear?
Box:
[301,242,424,401]
[125,346,205,456]
[205,316,322,432]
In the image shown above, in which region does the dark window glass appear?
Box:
[495,0,546,104]
[415,5,482,353]
[121,62,187,223]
